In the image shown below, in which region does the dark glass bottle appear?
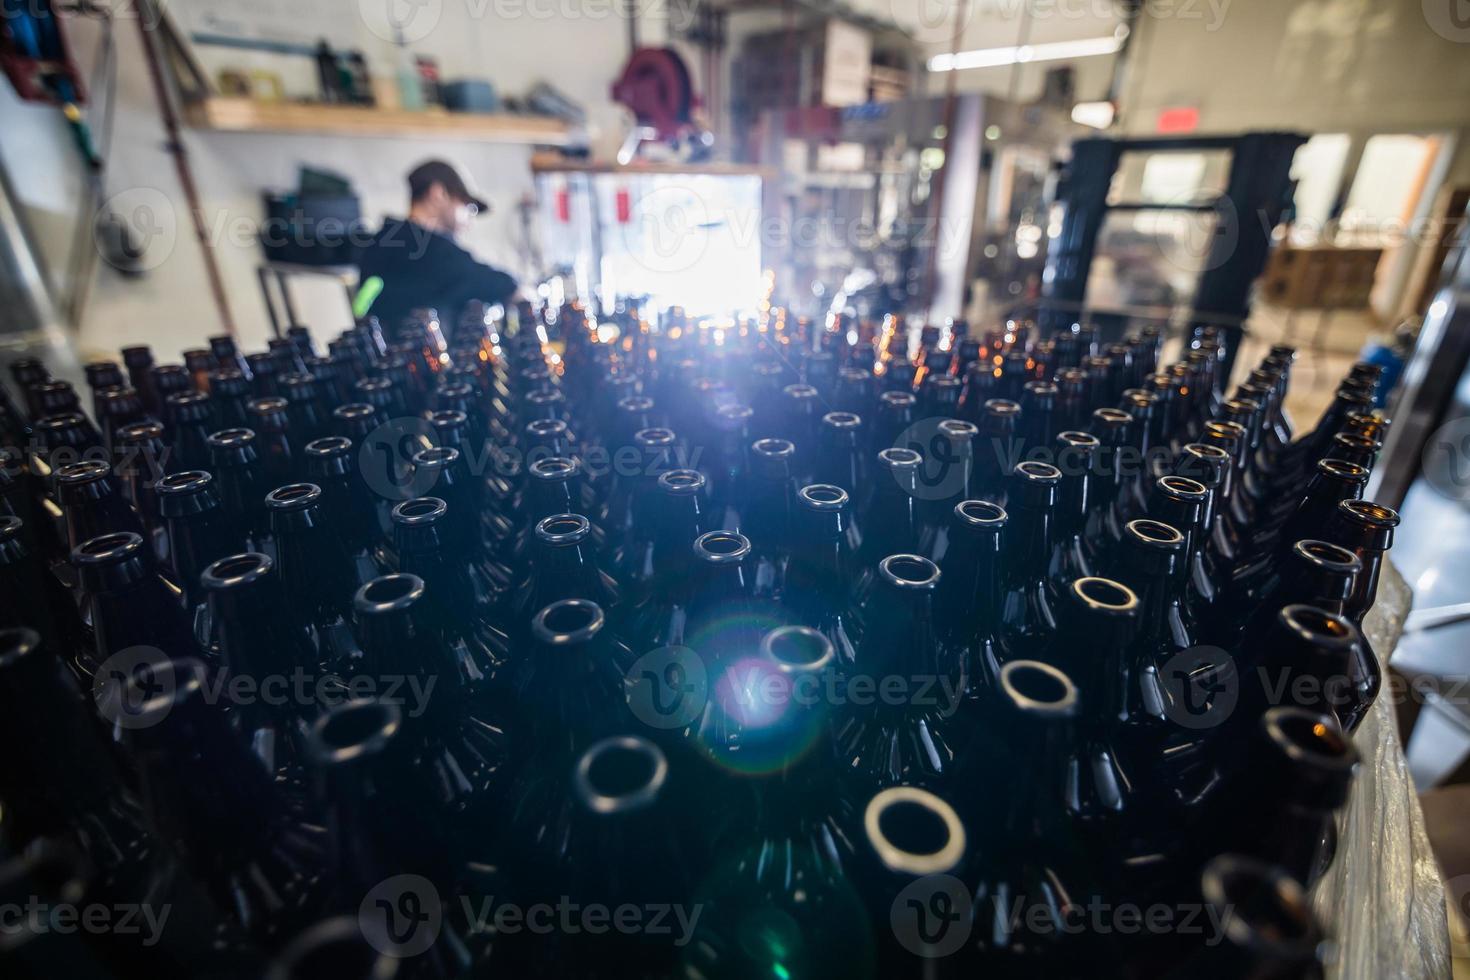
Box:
[742,437,798,581]
[84,359,126,420]
[305,702,489,975]
[1112,518,1193,658]
[352,574,511,819]
[936,499,1006,700]
[0,516,88,656]
[1240,604,1378,734]
[164,391,214,472]
[74,531,198,680]
[157,468,241,635]
[1235,540,1361,644]
[267,483,362,673]
[1326,498,1399,634]
[515,512,620,621]
[248,396,297,487]
[621,468,710,648]
[1084,407,1132,557]
[1176,855,1329,979]
[56,459,144,555]
[119,657,328,944]
[1212,709,1359,889]
[783,482,861,668]
[1049,430,1100,591]
[858,447,924,564]
[1267,459,1369,561]
[207,427,270,547]
[303,436,386,583]
[1148,474,1214,626]
[95,387,149,456]
[208,369,253,430]
[390,498,511,695]
[974,398,1022,502]
[201,552,318,776]
[817,410,867,495]
[280,372,329,445]
[998,462,1062,656]
[837,554,970,789]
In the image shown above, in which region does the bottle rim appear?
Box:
[354,574,427,615]
[693,530,752,564]
[954,500,1006,527]
[308,698,403,767]
[862,786,967,877]
[798,484,849,511]
[1262,707,1360,773]
[574,735,668,816]
[202,552,274,590]
[878,554,940,589]
[532,598,606,645]
[536,513,592,544]
[761,626,835,675]
[1071,576,1140,613]
[156,470,213,495]
[265,483,323,511]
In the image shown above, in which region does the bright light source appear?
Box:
[928,34,1125,72]
[1071,101,1115,129]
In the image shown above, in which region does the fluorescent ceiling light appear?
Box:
[928,34,1124,72]
[1071,100,1115,129]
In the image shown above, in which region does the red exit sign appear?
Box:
[1156,106,1200,134]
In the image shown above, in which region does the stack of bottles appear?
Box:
[0,304,1401,978]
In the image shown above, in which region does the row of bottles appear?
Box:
[0,302,1397,978]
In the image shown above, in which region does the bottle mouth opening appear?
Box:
[37,412,86,429]
[752,438,796,459]
[1333,433,1378,451]
[1001,660,1080,715]
[618,395,655,413]
[716,404,754,424]
[355,574,426,613]
[783,383,817,399]
[863,787,966,876]
[430,410,468,426]
[635,427,677,446]
[56,460,111,483]
[799,484,849,510]
[1184,443,1231,462]
[1204,420,1245,440]
[1292,540,1362,573]
[305,437,352,457]
[73,531,143,563]
[526,419,567,437]
[0,627,41,670]
[879,448,921,469]
[879,554,940,589]
[355,378,390,392]
[762,626,835,674]
[1157,475,1208,499]
[1092,407,1131,426]
[659,469,705,494]
[248,397,288,414]
[1056,430,1100,449]
[117,421,164,442]
[880,391,917,407]
[956,500,1006,527]
[1127,519,1185,548]
[1072,576,1140,611]
[1265,708,1358,769]
[392,497,447,525]
[575,736,667,815]
[1014,461,1062,484]
[938,419,978,438]
[530,457,579,480]
[694,530,751,563]
[311,699,402,764]
[1278,605,1358,647]
[156,470,213,494]
[412,447,459,468]
[537,513,591,543]
[533,598,605,644]
[0,515,21,541]
[203,552,273,589]
[1338,499,1400,529]
[333,404,375,420]
[207,428,255,447]
[822,411,861,429]
[983,398,1021,417]
[1202,856,1320,955]
[265,483,322,510]
[1318,459,1368,481]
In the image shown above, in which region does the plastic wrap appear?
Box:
[1314,562,1449,978]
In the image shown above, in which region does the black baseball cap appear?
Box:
[407,160,489,214]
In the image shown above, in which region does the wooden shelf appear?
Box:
[183,97,576,146]
[530,152,772,177]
